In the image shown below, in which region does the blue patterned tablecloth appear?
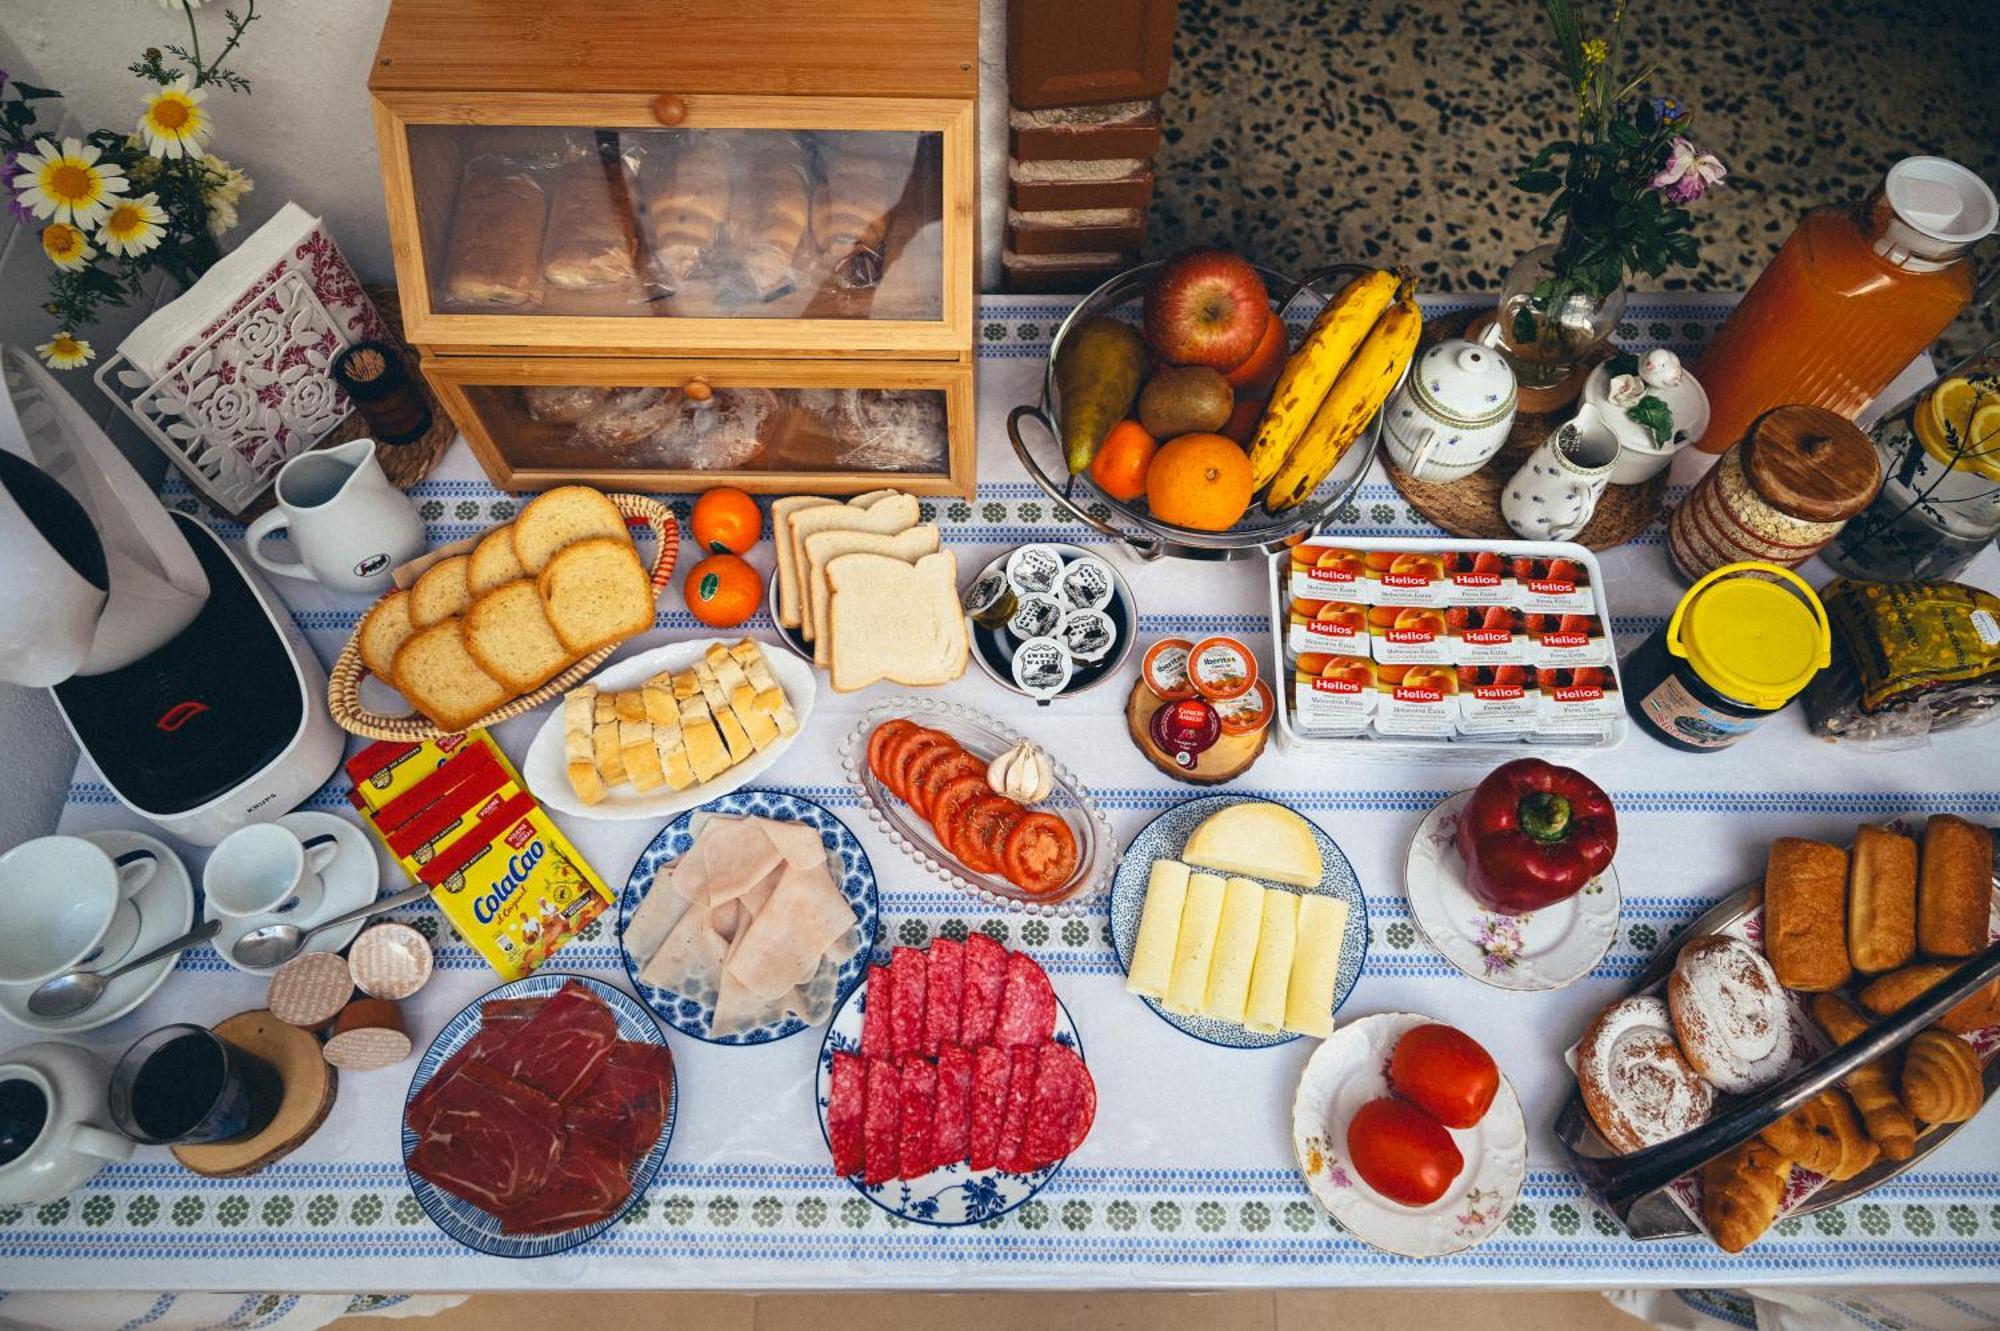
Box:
[8,293,1997,1292]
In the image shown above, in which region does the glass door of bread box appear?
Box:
[373,95,972,357]
[423,356,973,496]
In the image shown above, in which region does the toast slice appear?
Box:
[468,525,528,597]
[805,523,940,664]
[462,580,574,693]
[788,494,921,643]
[539,536,654,654]
[512,485,630,573]
[409,555,473,629]
[563,687,608,805]
[358,590,416,685]
[771,496,838,629]
[824,550,967,693]
[391,620,510,732]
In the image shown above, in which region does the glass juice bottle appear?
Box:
[1695,156,1996,453]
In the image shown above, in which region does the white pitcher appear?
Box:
[1500,402,1621,541]
[245,439,425,595]
[0,1042,133,1205]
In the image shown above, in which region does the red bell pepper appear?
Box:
[1455,757,1617,914]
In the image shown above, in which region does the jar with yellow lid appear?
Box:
[1622,562,1831,752]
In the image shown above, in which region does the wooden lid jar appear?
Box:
[1669,405,1882,581]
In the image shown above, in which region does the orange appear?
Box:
[684,553,763,628]
[690,486,762,555]
[1144,432,1255,531]
[1088,419,1158,502]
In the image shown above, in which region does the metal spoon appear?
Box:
[230,882,434,970]
[27,918,223,1019]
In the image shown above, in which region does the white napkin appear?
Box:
[117,202,320,379]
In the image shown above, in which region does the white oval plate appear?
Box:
[1403,790,1620,991]
[1291,1011,1526,1259]
[524,637,817,822]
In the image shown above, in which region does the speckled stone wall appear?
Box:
[1149,0,2000,361]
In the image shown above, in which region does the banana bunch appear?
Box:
[1248,269,1421,513]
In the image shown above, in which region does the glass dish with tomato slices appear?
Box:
[841,697,1115,916]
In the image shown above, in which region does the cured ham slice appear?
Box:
[564,1041,675,1158]
[496,1128,631,1235]
[725,862,859,1000]
[490,980,620,1104]
[405,1001,547,1135]
[406,1060,564,1213]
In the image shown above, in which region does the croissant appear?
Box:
[1810,993,1918,1160]
[735,141,811,300]
[1761,1090,1879,1181]
[642,134,732,291]
[1901,1029,1984,1124]
[1702,1138,1791,1254]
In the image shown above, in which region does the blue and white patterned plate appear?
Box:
[1109,794,1369,1049]
[814,963,1083,1226]
[619,789,880,1045]
[401,972,676,1260]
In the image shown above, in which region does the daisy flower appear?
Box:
[36,331,94,371]
[202,155,253,236]
[98,192,167,257]
[10,137,129,229]
[138,76,212,160]
[40,222,95,270]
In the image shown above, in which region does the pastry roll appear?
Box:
[812,145,902,286]
[641,133,731,291]
[1917,814,1992,959]
[735,138,811,300]
[443,166,546,307]
[541,158,638,289]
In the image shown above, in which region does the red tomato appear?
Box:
[930,773,991,844]
[1346,1097,1462,1207]
[886,730,955,801]
[957,797,1024,874]
[867,720,918,788]
[1001,812,1079,896]
[1389,1023,1500,1130]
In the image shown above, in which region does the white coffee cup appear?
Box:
[0,837,158,985]
[203,824,340,921]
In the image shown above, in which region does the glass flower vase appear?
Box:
[1494,243,1627,392]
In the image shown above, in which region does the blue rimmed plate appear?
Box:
[813,968,1083,1226]
[619,789,880,1045]
[402,972,675,1259]
[1109,794,1369,1049]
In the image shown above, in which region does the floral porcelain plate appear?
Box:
[813,968,1083,1226]
[1403,790,1620,992]
[1291,1011,1526,1258]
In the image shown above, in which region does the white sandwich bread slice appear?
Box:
[805,523,941,664]
[786,494,920,640]
[824,550,967,693]
[770,496,836,629]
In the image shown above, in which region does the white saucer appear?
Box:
[214,812,380,975]
[0,829,195,1034]
[1403,790,1620,992]
[1291,1011,1526,1259]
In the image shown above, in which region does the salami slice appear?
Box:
[967,1043,1013,1172]
[860,963,894,1060]
[959,932,1009,1048]
[897,1054,938,1182]
[923,937,965,1057]
[995,1045,1041,1174]
[888,946,928,1060]
[993,951,1057,1048]
[1021,1040,1096,1170]
[931,1043,974,1171]
[862,1056,901,1187]
[828,1051,866,1179]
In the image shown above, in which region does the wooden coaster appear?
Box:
[172,1010,337,1179]
[1384,309,1662,552]
[1125,679,1267,785]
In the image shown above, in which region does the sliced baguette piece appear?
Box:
[614,687,647,723]
[825,550,966,693]
[788,494,920,641]
[677,694,730,783]
[805,523,940,664]
[358,590,416,686]
[712,701,755,765]
[592,719,628,786]
[390,620,510,732]
[512,485,630,573]
[670,668,703,702]
[772,496,838,629]
[468,525,528,597]
[734,639,798,736]
[594,692,616,724]
[564,686,607,804]
[409,555,474,628]
[621,719,665,792]
[652,715,695,791]
[462,580,574,693]
[641,676,678,726]
[540,536,654,654]
[691,658,729,712]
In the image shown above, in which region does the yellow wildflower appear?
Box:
[36,331,94,371]
[41,222,95,271]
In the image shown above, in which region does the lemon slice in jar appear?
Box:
[1913,376,2000,478]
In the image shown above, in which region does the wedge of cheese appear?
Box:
[1182,802,1322,887]
[1284,894,1350,1038]
[1243,889,1298,1034]
[1126,859,1190,1000]
[1163,872,1226,1015]
[1203,877,1267,1025]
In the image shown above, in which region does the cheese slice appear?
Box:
[1243,889,1298,1034]
[1182,802,1322,887]
[1163,872,1226,1015]
[1126,859,1190,1000]
[1284,894,1350,1038]
[1201,877,1266,1025]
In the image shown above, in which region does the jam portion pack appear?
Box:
[1275,541,1623,746]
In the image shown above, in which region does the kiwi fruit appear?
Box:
[1138,366,1234,439]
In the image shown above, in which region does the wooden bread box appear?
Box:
[369,0,978,495]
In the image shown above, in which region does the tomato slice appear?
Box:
[1001,812,1079,896]
[915,751,986,820]
[904,744,970,820]
[930,772,991,844]
[958,797,1024,875]
[867,720,918,789]
[886,729,955,802]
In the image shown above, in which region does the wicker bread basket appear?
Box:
[327,493,680,741]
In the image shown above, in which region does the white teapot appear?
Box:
[1584,348,1711,484]
[1381,336,1518,481]
[0,1042,133,1205]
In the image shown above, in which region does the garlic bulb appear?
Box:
[987,740,1055,804]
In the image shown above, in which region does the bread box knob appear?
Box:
[652,94,688,126]
[684,377,713,402]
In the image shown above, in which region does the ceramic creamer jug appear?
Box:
[1501,402,1621,541]
[245,438,425,595]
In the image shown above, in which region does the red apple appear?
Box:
[1143,250,1272,370]
[1219,392,1266,445]
[1224,311,1288,392]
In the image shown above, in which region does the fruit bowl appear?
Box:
[1007,261,1402,562]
